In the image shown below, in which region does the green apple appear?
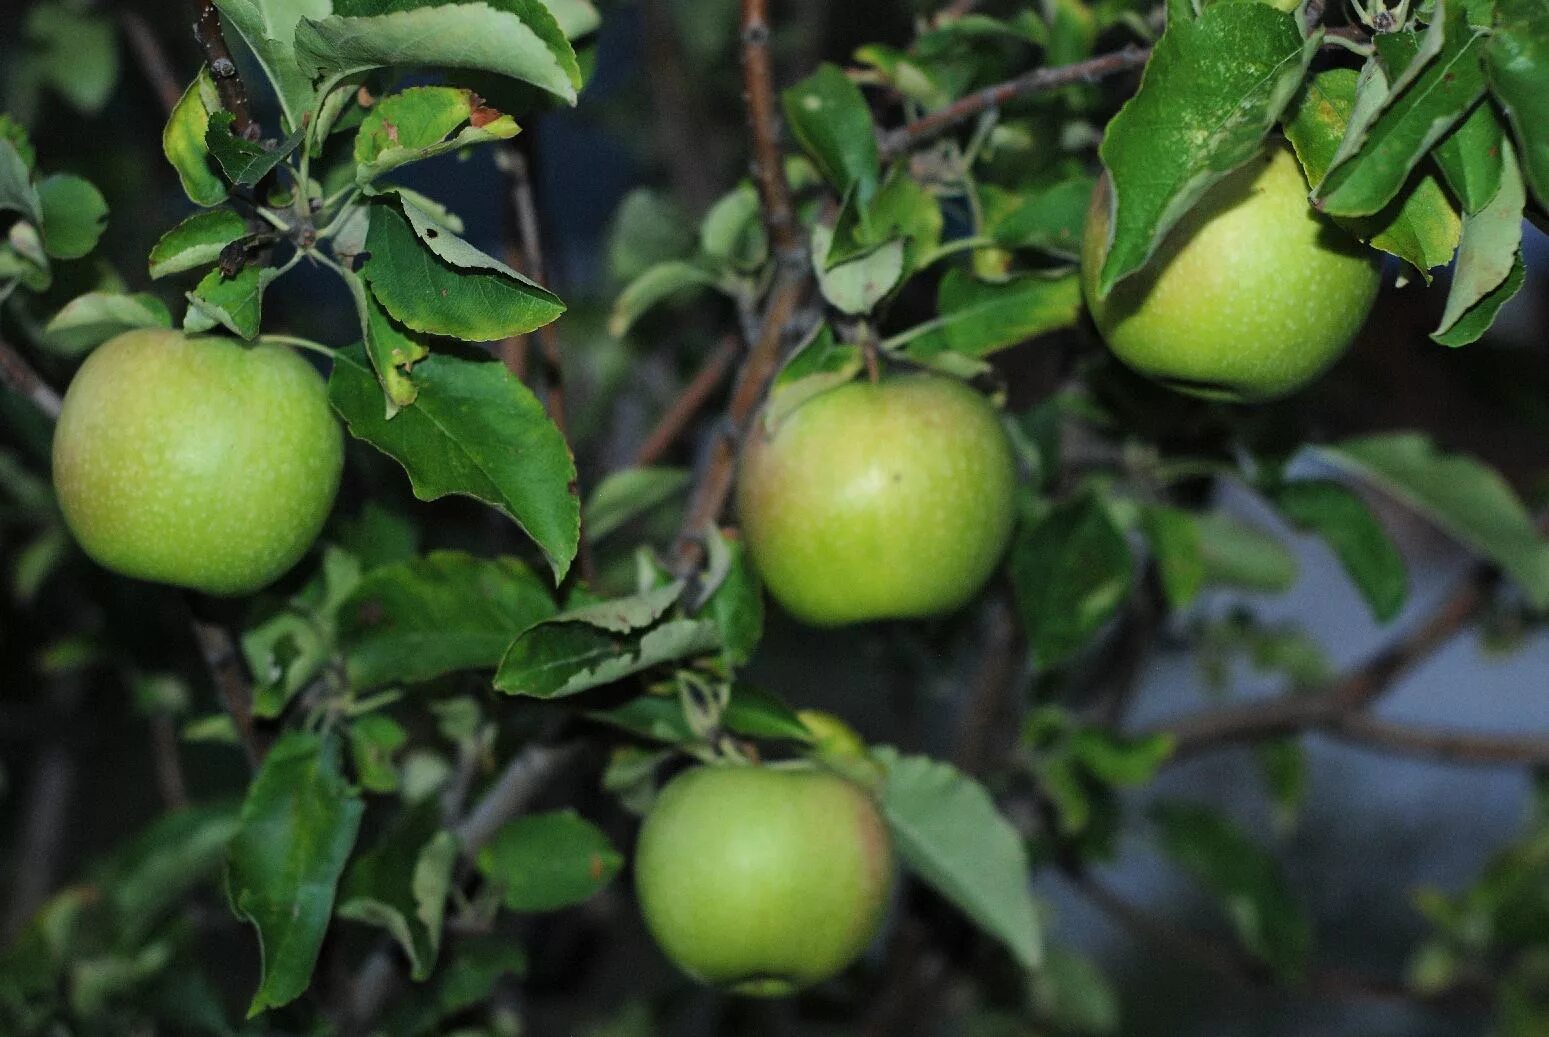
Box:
[736,373,1017,626]
[52,329,343,596]
[1081,142,1381,402]
[634,763,894,996]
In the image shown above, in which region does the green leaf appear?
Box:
[163,69,228,208]
[1488,0,1549,208]
[1096,3,1315,294]
[1316,9,1490,217]
[1433,140,1526,344]
[583,466,691,543]
[700,183,767,269]
[764,323,863,430]
[341,550,557,688]
[0,114,35,171]
[1431,252,1526,346]
[1284,68,1461,279]
[1031,948,1120,1035]
[589,685,812,745]
[212,0,334,132]
[901,270,1081,362]
[329,347,580,582]
[989,175,1095,260]
[496,615,721,698]
[430,936,528,1019]
[354,86,521,186]
[206,110,306,187]
[19,4,119,115]
[1317,433,1549,609]
[0,133,40,226]
[1012,494,1134,667]
[227,732,365,1017]
[36,174,108,260]
[1432,100,1507,214]
[349,713,408,793]
[1196,513,1297,592]
[338,803,457,980]
[150,210,249,279]
[1256,739,1307,831]
[1152,801,1312,979]
[608,260,721,337]
[811,224,905,315]
[345,274,427,409]
[1273,479,1407,621]
[96,805,240,946]
[704,531,764,667]
[43,292,172,355]
[475,810,622,911]
[1142,505,1206,610]
[781,63,881,207]
[875,749,1043,971]
[361,201,564,342]
[297,0,582,106]
[607,188,694,282]
[185,263,278,339]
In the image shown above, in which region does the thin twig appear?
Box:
[936,0,981,21]
[500,145,567,434]
[188,605,266,768]
[1327,713,1549,767]
[454,742,585,853]
[1066,870,1485,1007]
[120,10,182,116]
[632,337,739,468]
[150,714,191,809]
[878,47,1152,161]
[190,0,258,139]
[951,592,1023,777]
[642,0,721,211]
[1,744,75,943]
[1151,567,1494,760]
[738,0,802,257]
[0,336,63,420]
[498,143,594,584]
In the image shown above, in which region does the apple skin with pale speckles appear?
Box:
[634,764,894,997]
[52,329,343,596]
[735,373,1017,626]
[1081,143,1382,402]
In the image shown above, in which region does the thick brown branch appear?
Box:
[0,336,63,420]
[739,0,802,257]
[671,267,807,573]
[633,337,739,468]
[190,0,257,139]
[121,11,182,117]
[878,47,1151,161]
[670,0,816,573]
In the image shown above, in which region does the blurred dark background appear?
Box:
[2,1,1547,1034]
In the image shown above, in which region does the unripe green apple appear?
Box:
[1081,143,1381,402]
[52,329,343,596]
[634,763,894,996]
[736,373,1016,626]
